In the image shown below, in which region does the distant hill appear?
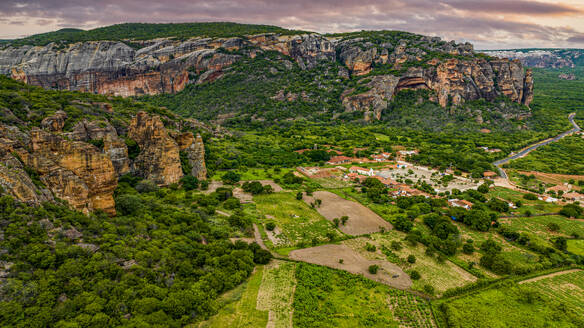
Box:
[2,22,304,47]
[481,49,584,68]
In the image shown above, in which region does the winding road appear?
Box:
[493,113,581,179]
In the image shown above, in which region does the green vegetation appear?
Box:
[292,263,399,327]
[250,192,341,249]
[0,174,273,327]
[435,271,584,328]
[508,135,584,174]
[5,23,304,47]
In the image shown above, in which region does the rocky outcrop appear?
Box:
[341,75,400,120]
[0,30,534,119]
[341,57,532,116]
[176,132,207,180]
[128,112,183,185]
[40,111,67,132]
[18,129,118,215]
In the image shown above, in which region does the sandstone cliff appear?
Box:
[0,100,208,215]
[0,31,533,119]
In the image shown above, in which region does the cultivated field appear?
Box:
[345,234,477,295]
[302,190,392,235]
[435,270,584,328]
[256,261,297,328]
[289,244,411,289]
[500,215,584,240]
[568,239,584,256]
[388,289,437,328]
[252,192,342,248]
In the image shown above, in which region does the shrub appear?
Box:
[523,193,538,200]
[368,265,379,274]
[407,255,416,264]
[423,284,435,294]
[547,222,560,232]
[222,171,241,185]
[224,197,241,210]
[365,243,376,252]
[390,241,402,251]
[296,192,303,200]
[115,194,142,216]
[135,179,159,193]
[409,270,421,280]
[341,216,349,225]
[462,242,475,254]
[265,222,276,231]
[180,175,199,191]
[477,184,489,193]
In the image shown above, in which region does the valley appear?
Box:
[0,22,583,328]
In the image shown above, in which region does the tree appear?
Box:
[560,204,582,218]
[296,192,303,200]
[409,270,421,280]
[180,175,199,191]
[341,216,349,225]
[553,236,567,251]
[333,218,340,228]
[115,194,142,215]
[394,216,413,232]
[368,265,379,274]
[477,183,489,193]
[407,255,416,263]
[224,197,241,210]
[222,171,241,185]
[265,222,276,231]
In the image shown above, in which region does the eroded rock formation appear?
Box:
[176,132,207,180]
[128,112,183,185]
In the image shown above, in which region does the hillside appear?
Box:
[1,22,303,47]
[0,24,533,124]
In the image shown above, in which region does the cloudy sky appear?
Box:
[1,0,583,49]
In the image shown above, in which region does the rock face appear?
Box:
[128,112,183,185]
[17,129,118,215]
[0,31,534,119]
[176,132,207,180]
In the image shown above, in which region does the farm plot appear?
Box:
[292,262,401,328]
[436,270,584,328]
[488,187,562,215]
[388,289,437,328]
[199,267,268,328]
[345,234,477,295]
[256,261,296,328]
[289,244,411,289]
[521,270,584,311]
[302,190,392,235]
[567,239,584,256]
[500,215,584,239]
[252,192,342,248]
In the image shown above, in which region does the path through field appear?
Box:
[518,268,582,284]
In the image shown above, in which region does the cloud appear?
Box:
[0,0,583,48]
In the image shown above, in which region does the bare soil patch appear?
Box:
[517,171,584,185]
[289,244,411,290]
[303,191,392,235]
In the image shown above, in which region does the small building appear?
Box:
[538,195,558,203]
[349,166,374,176]
[483,171,497,179]
[327,156,353,165]
[449,199,473,210]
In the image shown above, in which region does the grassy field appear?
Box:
[199,267,268,328]
[435,270,584,328]
[567,239,584,256]
[250,192,342,248]
[256,261,297,328]
[345,232,477,295]
[500,215,584,239]
[292,262,400,328]
[488,187,562,215]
